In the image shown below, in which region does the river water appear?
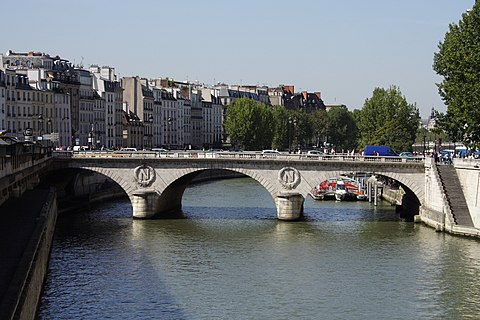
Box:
[37,177,480,320]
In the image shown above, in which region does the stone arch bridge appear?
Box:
[52,152,426,220]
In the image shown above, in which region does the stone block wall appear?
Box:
[421,159,451,229]
[454,160,480,228]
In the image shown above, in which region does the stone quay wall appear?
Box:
[421,158,480,237]
[420,158,451,230]
[454,160,480,229]
[0,188,57,320]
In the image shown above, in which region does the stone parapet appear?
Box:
[0,188,57,320]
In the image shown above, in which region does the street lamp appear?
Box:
[46,118,52,147]
[88,123,94,150]
[422,133,426,157]
[148,115,154,148]
[47,118,52,133]
[167,117,173,149]
[38,115,44,141]
[288,117,296,153]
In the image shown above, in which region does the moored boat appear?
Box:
[310,175,366,201]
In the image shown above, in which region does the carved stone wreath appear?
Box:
[278,167,301,190]
[134,164,156,187]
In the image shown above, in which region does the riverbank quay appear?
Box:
[419,158,480,239]
[381,185,404,205]
[0,187,57,320]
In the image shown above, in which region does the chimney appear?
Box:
[283,85,294,95]
[314,92,321,99]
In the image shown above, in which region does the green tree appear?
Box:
[325,107,358,152]
[433,3,480,148]
[357,86,420,152]
[310,109,329,148]
[271,106,289,150]
[289,110,311,151]
[224,98,274,150]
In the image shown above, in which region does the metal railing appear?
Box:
[0,150,53,180]
[54,150,425,164]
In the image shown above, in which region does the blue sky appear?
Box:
[1,0,474,117]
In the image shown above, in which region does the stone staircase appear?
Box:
[436,165,474,227]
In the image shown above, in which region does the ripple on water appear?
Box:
[37,179,480,319]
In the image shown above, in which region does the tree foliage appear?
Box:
[224,98,274,150]
[310,109,329,148]
[271,106,289,150]
[433,3,480,148]
[325,107,358,151]
[288,110,311,150]
[356,86,420,152]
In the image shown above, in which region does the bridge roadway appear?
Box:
[52,151,426,220]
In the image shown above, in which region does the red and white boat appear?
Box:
[310,176,366,201]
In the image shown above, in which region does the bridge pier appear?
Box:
[131,189,160,219]
[275,192,304,221]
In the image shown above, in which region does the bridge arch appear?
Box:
[152,167,279,216]
[53,155,426,221]
[311,169,423,219]
[308,169,423,204]
[40,166,130,207]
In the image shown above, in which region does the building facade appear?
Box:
[0,71,5,131]
[90,65,123,149]
[2,50,78,146]
[121,77,154,149]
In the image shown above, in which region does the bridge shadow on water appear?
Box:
[41,187,422,319]
[39,200,191,320]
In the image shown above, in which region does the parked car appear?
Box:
[262,149,279,154]
[120,147,138,152]
[307,150,324,156]
[399,152,417,159]
[261,149,280,158]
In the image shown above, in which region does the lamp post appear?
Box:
[88,123,94,150]
[422,133,426,156]
[46,118,52,147]
[167,117,173,149]
[288,117,296,153]
[148,115,154,148]
[38,115,44,141]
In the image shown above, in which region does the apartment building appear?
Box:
[53,89,71,147]
[0,71,5,131]
[2,50,78,146]
[77,69,97,147]
[199,88,223,148]
[121,77,154,148]
[90,65,123,149]
[149,78,194,149]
